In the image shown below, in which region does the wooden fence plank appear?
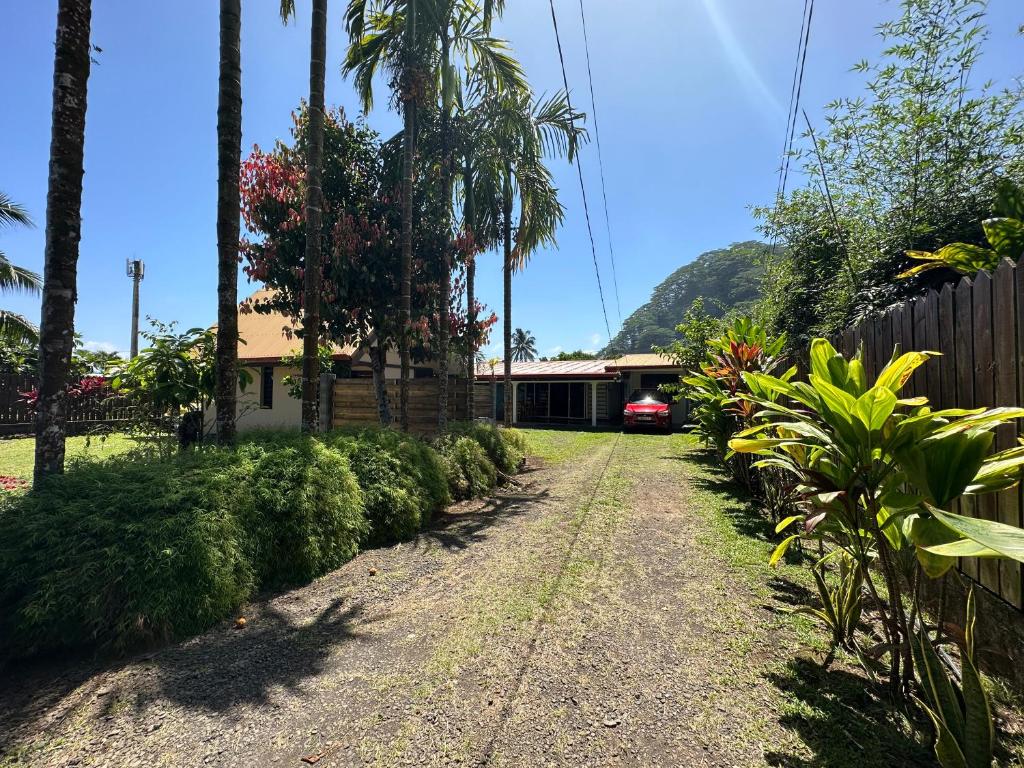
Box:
[903,300,918,397]
[923,291,941,407]
[973,272,1001,594]
[994,259,1022,608]
[955,278,980,582]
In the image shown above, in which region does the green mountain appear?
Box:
[602,241,765,355]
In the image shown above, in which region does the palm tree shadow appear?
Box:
[134,595,370,714]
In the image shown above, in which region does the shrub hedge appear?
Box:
[0,423,525,661]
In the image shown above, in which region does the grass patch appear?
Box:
[0,434,141,480]
[518,428,611,464]
[675,437,934,767]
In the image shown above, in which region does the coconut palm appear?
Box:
[510,328,536,362]
[0,193,42,344]
[468,88,585,424]
[280,0,328,433]
[35,0,93,483]
[343,0,524,431]
[214,0,241,444]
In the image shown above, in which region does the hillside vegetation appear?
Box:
[603,241,765,355]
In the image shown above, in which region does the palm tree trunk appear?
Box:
[464,155,476,422]
[300,0,327,434]
[371,333,391,427]
[502,169,513,427]
[215,0,241,445]
[398,0,417,433]
[436,34,452,432]
[34,0,92,485]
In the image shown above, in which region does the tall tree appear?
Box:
[471,89,584,425]
[34,0,93,484]
[0,193,42,343]
[510,327,536,362]
[344,0,523,431]
[215,0,242,444]
[281,0,328,433]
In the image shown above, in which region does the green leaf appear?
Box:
[775,515,802,534]
[728,437,806,453]
[809,338,839,381]
[876,351,935,393]
[982,217,1024,260]
[996,180,1024,219]
[928,504,1024,563]
[960,653,994,768]
[853,386,898,433]
[769,535,798,567]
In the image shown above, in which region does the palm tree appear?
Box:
[214,0,242,444]
[0,193,42,343]
[470,89,585,425]
[486,355,500,420]
[510,328,536,362]
[34,0,93,484]
[282,0,328,433]
[344,0,524,431]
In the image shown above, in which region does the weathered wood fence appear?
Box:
[0,370,135,436]
[831,258,1023,610]
[332,378,468,434]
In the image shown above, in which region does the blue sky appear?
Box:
[2,1,1022,359]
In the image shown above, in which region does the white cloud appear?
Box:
[589,333,602,348]
[547,345,563,356]
[82,340,119,354]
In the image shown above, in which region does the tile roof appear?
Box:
[234,288,356,363]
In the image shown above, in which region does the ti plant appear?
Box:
[911,588,994,768]
[681,317,793,497]
[729,339,1024,703]
[900,180,1024,278]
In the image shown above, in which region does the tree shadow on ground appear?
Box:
[419,486,550,552]
[0,596,372,749]
[136,595,370,714]
[763,657,933,768]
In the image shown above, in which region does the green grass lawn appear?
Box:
[0,434,140,480]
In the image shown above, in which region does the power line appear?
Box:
[577,0,621,325]
[776,0,814,212]
[547,0,613,345]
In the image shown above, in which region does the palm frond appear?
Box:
[0,310,39,344]
[0,193,32,229]
[279,0,296,24]
[0,252,42,294]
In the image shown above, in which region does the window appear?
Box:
[260,366,274,409]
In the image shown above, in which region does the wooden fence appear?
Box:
[831,257,1023,610]
[332,378,468,434]
[0,370,135,437]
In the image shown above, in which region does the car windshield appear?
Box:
[628,389,669,405]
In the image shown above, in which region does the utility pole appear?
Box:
[126,258,144,358]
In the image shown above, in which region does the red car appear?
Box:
[622,389,673,432]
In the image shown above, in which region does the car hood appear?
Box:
[625,403,669,413]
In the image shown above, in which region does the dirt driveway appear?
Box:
[0,430,932,768]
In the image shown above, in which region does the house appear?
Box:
[219,289,419,431]
[474,353,686,427]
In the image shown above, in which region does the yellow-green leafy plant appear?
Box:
[900,180,1024,278]
[730,339,1024,703]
